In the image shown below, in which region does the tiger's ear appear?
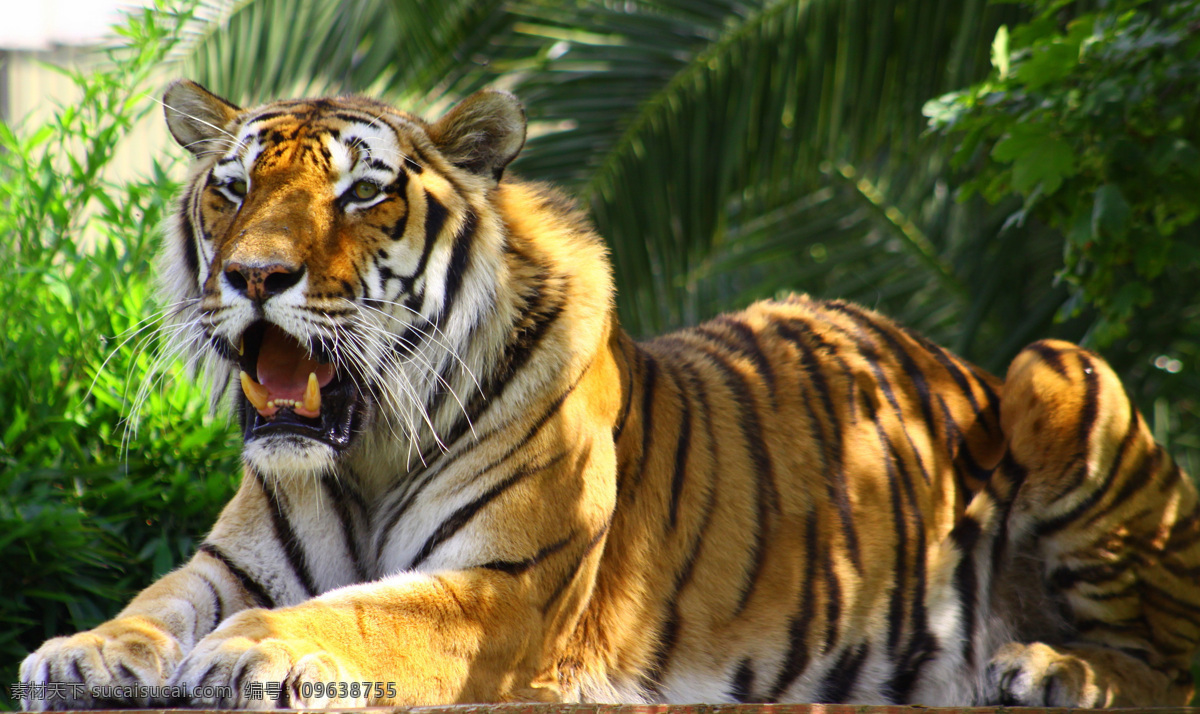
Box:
[163,80,242,157]
[429,89,526,182]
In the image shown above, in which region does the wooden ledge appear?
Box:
[35,705,1200,714]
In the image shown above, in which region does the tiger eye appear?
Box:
[352,180,380,201]
[228,179,248,197]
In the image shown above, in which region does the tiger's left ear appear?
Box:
[430,89,526,182]
[163,80,242,157]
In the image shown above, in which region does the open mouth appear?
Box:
[235,321,362,449]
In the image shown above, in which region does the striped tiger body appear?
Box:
[19,83,1200,709]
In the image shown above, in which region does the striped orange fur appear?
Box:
[19,83,1200,709]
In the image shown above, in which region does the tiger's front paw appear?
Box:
[18,617,183,710]
[169,608,370,709]
[984,642,1101,707]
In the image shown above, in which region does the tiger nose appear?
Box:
[224,261,305,302]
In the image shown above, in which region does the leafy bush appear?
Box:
[926,0,1200,346]
[926,0,1200,483]
[0,1,239,697]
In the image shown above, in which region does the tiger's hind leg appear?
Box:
[983,340,1200,706]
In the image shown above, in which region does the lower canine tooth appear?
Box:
[303,372,321,414]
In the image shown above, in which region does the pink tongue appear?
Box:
[257,325,335,404]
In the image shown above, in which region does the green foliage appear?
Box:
[927,0,1200,346]
[0,0,239,696]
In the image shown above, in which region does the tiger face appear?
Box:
[161,81,527,479]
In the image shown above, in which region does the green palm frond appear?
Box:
[493,0,1023,337]
[180,0,513,106]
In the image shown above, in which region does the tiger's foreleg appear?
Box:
[19,466,371,709]
[167,565,594,708]
[983,340,1200,706]
[167,419,615,708]
[17,544,266,710]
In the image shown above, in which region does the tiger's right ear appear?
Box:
[163,80,242,157]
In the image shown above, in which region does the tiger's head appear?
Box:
[160,80,530,480]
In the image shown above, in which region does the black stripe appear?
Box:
[330,110,384,125]
[989,453,1027,578]
[376,368,586,557]
[438,209,478,323]
[822,543,841,652]
[1077,351,1100,445]
[197,543,275,608]
[365,157,391,172]
[645,362,719,693]
[887,481,935,702]
[901,325,996,433]
[877,424,911,656]
[496,289,563,389]
[387,191,413,243]
[1081,435,1160,530]
[382,169,409,201]
[730,658,756,702]
[668,372,692,529]
[1049,559,1132,592]
[409,451,569,569]
[401,190,447,269]
[253,472,318,597]
[705,317,777,396]
[612,340,637,441]
[773,319,863,572]
[936,395,993,492]
[816,643,869,702]
[196,573,225,632]
[768,511,819,700]
[464,257,564,418]
[1035,391,1135,537]
[675,360,719,460]
[949,514,981,667]
[243,110,289,125]
[179,186,200,281]
[1027,340,1069,377]
[826,302,936,484]
[542,519,610,614]
[479,534,572,575]
[647,612,679,692]
[626,350,659,492]
[392,318,432,359]
[673,338,778,614]
[376,460,446,556]
[321,474,368,582]
[1138,583,1200,625]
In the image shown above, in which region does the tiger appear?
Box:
[18,80,1200,710]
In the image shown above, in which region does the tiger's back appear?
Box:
[572,295,999,702]
[577,295,1200,705]
[18,83,1200,710]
